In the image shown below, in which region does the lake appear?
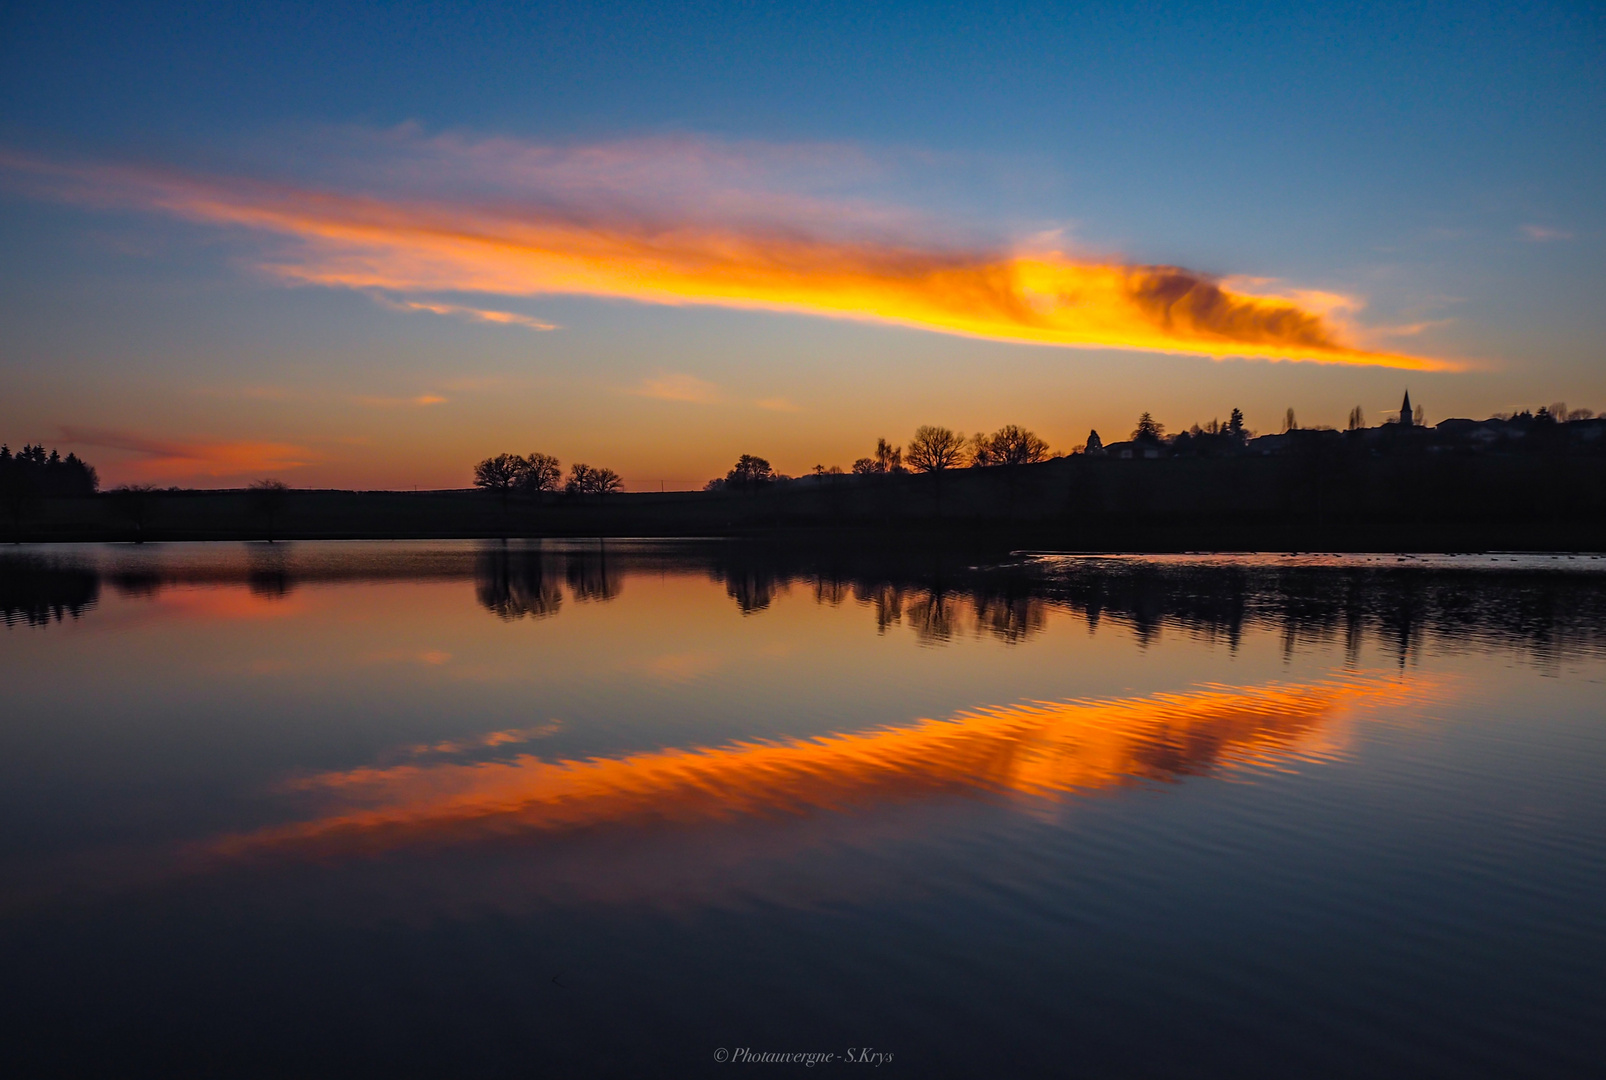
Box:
[3,541,1604,1077]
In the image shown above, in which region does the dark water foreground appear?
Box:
[3,542,1604,1078]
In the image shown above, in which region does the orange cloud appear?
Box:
[371,294,556,330]
[59,426,316,479]
[755,397,803,412]
[353,393,449,408]
[632,373,723,403]
[200,673,1434,862]
[395,721,563,759]
[1373,319,1455,337]
[2,144,1457,369]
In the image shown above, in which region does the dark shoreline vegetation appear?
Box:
[6,402,1606,548]
[7,541,1606,668]
[5,454,1605,550]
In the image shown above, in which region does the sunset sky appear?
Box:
[2,1,1602,489]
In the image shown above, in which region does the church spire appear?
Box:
[1400,389,1414,427]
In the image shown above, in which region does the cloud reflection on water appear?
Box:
[198,674,1431,868]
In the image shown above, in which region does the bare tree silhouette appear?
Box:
[566,463,625,497]
[875,438,903,473]
[906,426,968,472]
[565,464,595,494]
[852,439,904,475]
[972,425,1050,466]
[247,479,290,542]
[519,453,562,495]
[906,425,969,516]
[474,454,525,507]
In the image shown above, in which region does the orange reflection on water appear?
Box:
[146,585,306,621]
[203,674,1434,863]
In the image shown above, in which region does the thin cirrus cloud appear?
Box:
[1373,319,1455,338]
[354,393,449,408]
[59,426,317,479]
[631,373,723,404]
[1520,224,1574,243]
[1,135,1454,371]
[630,374,801,412]
[369,293,557,331]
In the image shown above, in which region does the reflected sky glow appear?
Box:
[200,674,1432,864]
[2,544,1602,1075]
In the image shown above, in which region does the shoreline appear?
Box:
[7,454,1605,551]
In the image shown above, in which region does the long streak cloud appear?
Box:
[2,138,1452,369]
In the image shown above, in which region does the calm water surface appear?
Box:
[3,541,1604,1078]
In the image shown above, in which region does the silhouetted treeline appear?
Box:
[701,399,1606,494]
[722,424,1054,488]
[474,452,622,500]
[9,398,1606,545]
[2,445,99,542]
[7,452,1606,546]
[706,454,777,491]
[1,444,98,505]
[1087,398,1606,460]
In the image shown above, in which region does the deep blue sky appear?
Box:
[2,1,1602,487]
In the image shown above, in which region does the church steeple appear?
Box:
[1400,389,1414,427]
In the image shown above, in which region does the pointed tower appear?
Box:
[1399,389,1414,427]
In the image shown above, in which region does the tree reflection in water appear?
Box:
[5,542,1605,667]
[687,548,1606,664]
[475,544,564,620]
[0,554,98,626]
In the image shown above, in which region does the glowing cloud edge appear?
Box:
[1,149,1458,371]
